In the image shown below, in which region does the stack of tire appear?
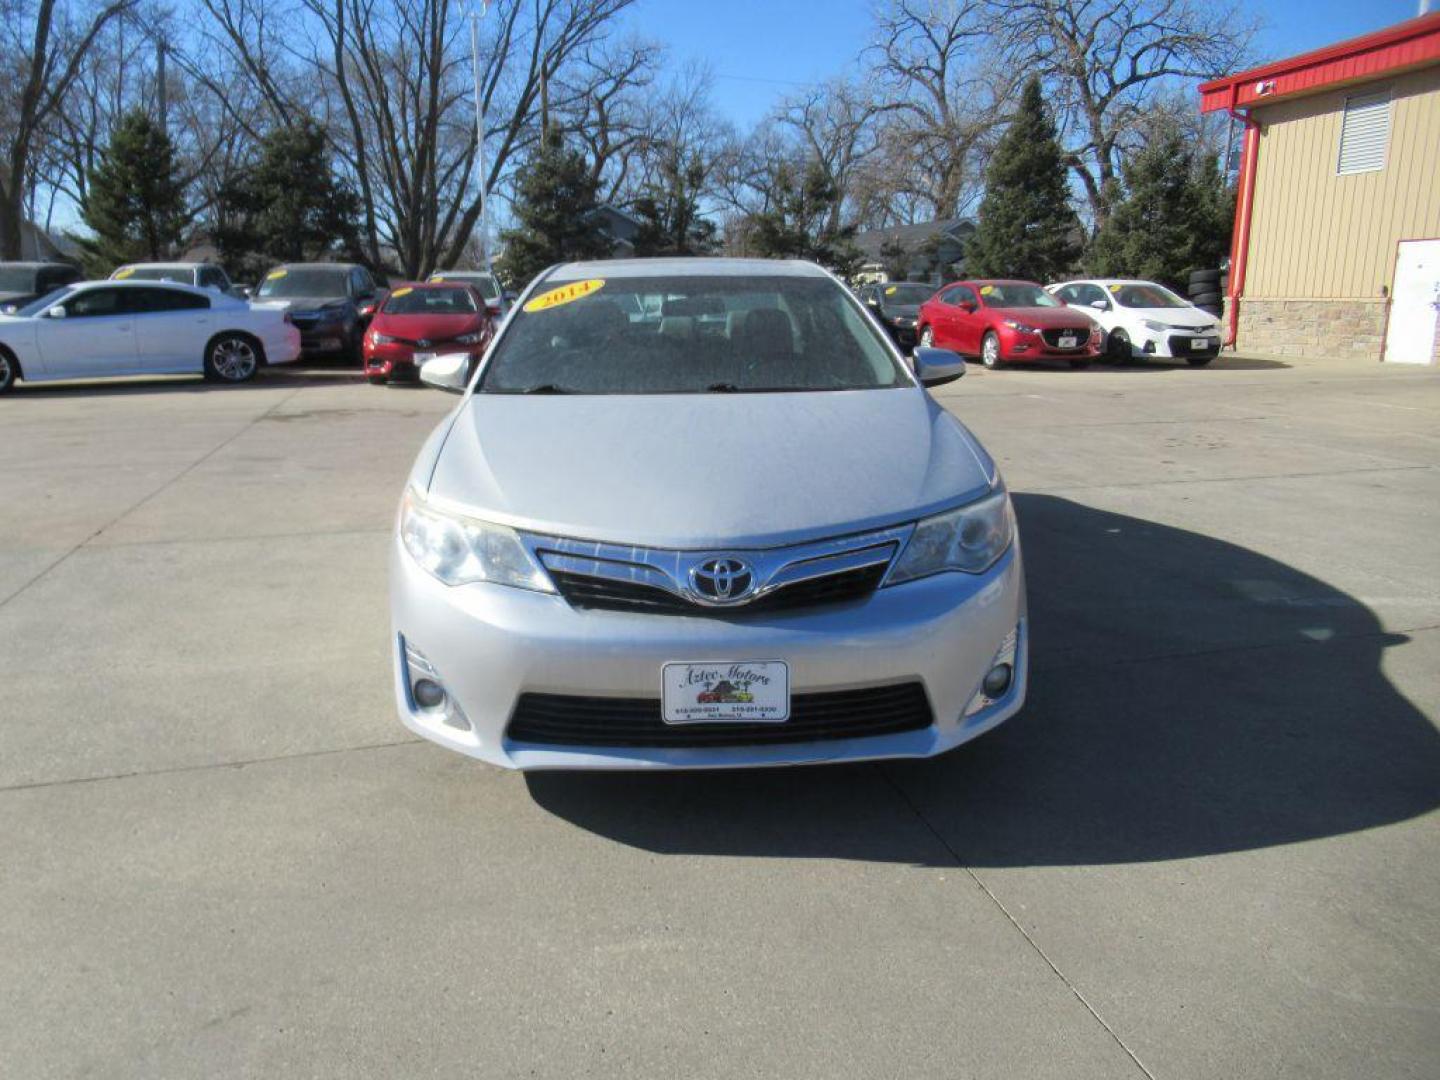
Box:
[1188,268,1228,318]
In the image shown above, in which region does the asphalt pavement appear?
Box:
[2,353,1437,1079]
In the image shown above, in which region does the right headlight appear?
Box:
[887,488,1015,584]
[399,489,554,591]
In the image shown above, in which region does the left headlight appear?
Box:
[1002,319,1039,334]
[1142,319,1169,332]
[887,488,1015,584]
[370,331,396,344]
[455,331,485,344]
[399,489,554,591]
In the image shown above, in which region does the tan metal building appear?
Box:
[1199,13,1440,364]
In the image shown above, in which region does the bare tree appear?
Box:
[0,0,136,257]
[863,0,1017,226]
[993,0,1256,225]
[775,78,879,234]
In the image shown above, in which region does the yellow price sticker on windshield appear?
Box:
[114,267,135,279]
[430,275,445,282]
[391,286,413,297]
[884,286,897,295]
[1109,283,1123,293]
[266,269,288,281]
[524,278,605,313]
[979,285,995,296]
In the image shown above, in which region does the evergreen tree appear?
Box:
[746,160,862,276]
[1087,123,1234,290]
[77,110,188,273]
[631,149,718,257]
[216,120,361,278]
[965,78,1080,282]
[497,131,613,289]
[879,237,910,281]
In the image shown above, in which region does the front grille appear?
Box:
[507,682,933,748]
[549,562,887,617]
[290,316,318,331]
[1041,327,1090,349]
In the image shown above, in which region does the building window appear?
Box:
[1336,91,1390,175]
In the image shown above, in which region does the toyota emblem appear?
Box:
[689,557,755,604]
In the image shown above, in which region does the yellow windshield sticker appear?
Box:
[430,275,445,282]
[266,268,288,281]
[391,286,414,297]
[114,267,135,279]
[524,278,605,313]
[979,285,995,296]
[884,286,897,295]
[1109,283,1123,293]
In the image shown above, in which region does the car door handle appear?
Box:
[115,323,131,331]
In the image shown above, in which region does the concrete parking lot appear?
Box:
[2,355,1437,1079]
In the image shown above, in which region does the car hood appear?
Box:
[252,295,351,314]
[1126,306,1219,330]
[372,312,483,339]
[991,305,1094,328]
[425,390,996,548]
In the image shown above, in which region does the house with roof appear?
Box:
[852,219,975,285]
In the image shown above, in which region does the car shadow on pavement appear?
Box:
[526,494,1439,867]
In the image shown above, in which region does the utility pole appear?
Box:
[469,1,491,274]
[156,35,168,133]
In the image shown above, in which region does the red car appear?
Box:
[363,281,497,384]
[917,279,1102,369]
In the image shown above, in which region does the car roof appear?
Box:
[270,262,363,270]
[1,261,76,270]
[959,278,1041,287]
[76,279,215,295]
[389,280,479,291]
[545,257,832,280]
[431,269,494,277]
[1054,278,1159,287]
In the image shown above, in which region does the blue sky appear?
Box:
[618,0,1426,128]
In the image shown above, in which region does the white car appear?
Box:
[1048,279,1222,366]
[427,270,507,316]
[0,280,300,393]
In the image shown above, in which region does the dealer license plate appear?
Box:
[1191,338,1209,350]
[1058,335,1077,349]
[661,661,790,724]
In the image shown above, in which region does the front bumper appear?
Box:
[1000,328,1102,362]
[1141,331,1221,359]
[390,536,1027,770]
[364,344,484,379]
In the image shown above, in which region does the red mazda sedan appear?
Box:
[917,279,1102,369]
[363,281,496,385]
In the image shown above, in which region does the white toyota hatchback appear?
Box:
[1048,278,1222,365]
[391,258,1027,771]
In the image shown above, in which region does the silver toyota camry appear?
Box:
[391,258,1026,769]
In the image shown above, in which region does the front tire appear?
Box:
[981,331,1003,369]
[205,335,260,383]
[1107,328,1133,364]
[0,349,16,394]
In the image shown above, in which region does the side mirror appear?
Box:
[1089,299,1110,311]
[864,295,879,307]
[228,285,254,300]
[912,346,966,387]
[47,305,68,319]
[419,352,470,393]
[958,300,977,313]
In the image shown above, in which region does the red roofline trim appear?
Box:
[1199,12,1440,113]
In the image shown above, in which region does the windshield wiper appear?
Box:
[705,382,742,392]
[519,384,574,394]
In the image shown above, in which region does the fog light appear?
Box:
[982,663,1012,697]
[413,678,446,709]
[964,624,1021,719]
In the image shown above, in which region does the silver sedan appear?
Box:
[391,258,1026,769]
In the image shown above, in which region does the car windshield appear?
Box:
[1111,283,1186,309]
[11,287,72,317]
[257,268,350,298]
[479,274,906,395]
[979,283,1060,308]
[117,267,189,283]
[384,286,478,315]
[433,272,499,300]
[880,284,934,306]
[0,267,38,292]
